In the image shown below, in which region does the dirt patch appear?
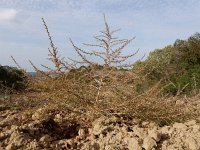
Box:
[0,107,200,150]
[0,108,90,150]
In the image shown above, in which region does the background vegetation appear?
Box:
[0,65,27,93]
[134,33,200,96]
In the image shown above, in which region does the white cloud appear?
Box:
[0,9,17,22]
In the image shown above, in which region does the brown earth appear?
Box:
[0,101,200,150]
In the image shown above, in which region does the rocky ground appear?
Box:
[0,104,200,150]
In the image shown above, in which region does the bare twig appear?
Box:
[69,14,138,68]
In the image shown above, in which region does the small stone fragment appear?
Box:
[148,128,161,142]
[142,136,157,150]
[40,134,52,142]
[192,125,200,132]
[133,127,147,139]
[127,137,142,150]
[186,137,199,150]
[173,123,187,130]
[185,120,196,126]
[78,128,86,137]
[54,114,63,123]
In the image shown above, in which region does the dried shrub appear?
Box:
[23,15,198,125]
[69,14,138,68]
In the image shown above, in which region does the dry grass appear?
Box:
[11,70,197,126]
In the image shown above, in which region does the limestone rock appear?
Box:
[173,123,188,130]
[186,137,199,150]
[185,120,197,126]
[39,134,52,142]
[133,126,147,139]
[78,128,86,137]
[148,128,161,142]
[54,114,63,123]
[142,136,157,150]
[127,137,142,150]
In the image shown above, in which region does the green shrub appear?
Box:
[133,33,200,96]
[163,65,200,95]
[0,65,27,92]
[133,46,174,93]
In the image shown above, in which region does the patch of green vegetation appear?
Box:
[133,33,200,96]
[0,65,27,92]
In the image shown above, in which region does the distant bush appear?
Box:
[0,65,27,92]
[163,65,200,95]
[133,33,200,96]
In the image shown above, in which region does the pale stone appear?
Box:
[109,116,118,123]
[127,137,142,150]
[186,137,199,150]
[142,136,157,150]
[173,123,188,130]
[10,125,18,130]
[148,128,161,142]
[78,128,86,137]
[133,127,147,139]
[192,125,200,132]
[185,120,196,126]
[54,114,63,123]
[28,141,39,149]
[105,145,115,150]
[115,132,123,141]
[142,121,150,126]
[31,112,40,121]
[175,100,185,105]
[148,122,157,128]
[160,126,170,133]
[39,134,52,142]
[92,123,107,135]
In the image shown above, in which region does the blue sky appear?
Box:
[1,0,200,71]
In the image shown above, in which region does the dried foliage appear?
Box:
[69,14,138,68]
[41,18,75,75]
[34,16,140,107]
[7,15,199,126]
[25,74,198,125]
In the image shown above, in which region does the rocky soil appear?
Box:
[0,104,200,150]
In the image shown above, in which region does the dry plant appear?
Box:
[26,15,139,110]
[40,18,76,75]
[121,83,197,125]
[66,14,139,106]
[40,15,138,74]
[13,15,198,125]
[69,14,138,68]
